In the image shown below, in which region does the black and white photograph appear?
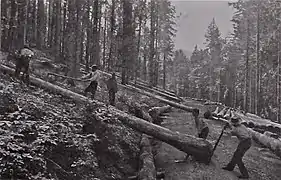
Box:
[0,0,281,179]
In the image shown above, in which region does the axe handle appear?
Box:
[208,125,227,163]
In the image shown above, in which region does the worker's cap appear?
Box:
[230,116,241,125]
[91,65,98,69]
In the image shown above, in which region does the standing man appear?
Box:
[106,73,118,106]
[82,65,100,99]
[222,117,252,179]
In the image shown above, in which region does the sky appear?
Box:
[171,0,237,53]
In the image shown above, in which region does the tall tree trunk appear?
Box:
[1,0,9,50]
[67,0,78,78]
[54,0,61,58]
[149,0,156,87]
[244,18,250,113]
[24,0,29,44]
[37,0,45,49]
[61,0,67,58]
[17,0,27,48]
[276,40,281,123]
[102,11,107,69]
[135,0,146,84]
[0,0,2,50]
[31,0,37,44]
[85,0,91,72]
[121,0,133,84]
[92,0,100,66]
[48,0,53,47]
[163,52,167,89]
[108,0,116,71]
[255,1,261,115]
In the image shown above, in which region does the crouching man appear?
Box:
[15,45,35,84]
[183,109,209,161]
[222,117,252,179]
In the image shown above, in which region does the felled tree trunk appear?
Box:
[122,84,196,113]
[118,115,213,163]
[0,64,212,164]
[131,82,181,102]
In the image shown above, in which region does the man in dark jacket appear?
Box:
[182,109,209,161]
[14,45,34,83]
[222,117,252,179]
[82,65,100,99]
[106,73,118,106]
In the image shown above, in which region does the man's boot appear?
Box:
[238,175,249,179]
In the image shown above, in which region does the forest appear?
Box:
[1,0,281,180]
[1,0,280,122]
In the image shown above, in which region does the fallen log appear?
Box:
[130,103,156,180]
[47,72,84,81]
[133,80,177,98]
[117,115,213,164]
[131,83,181,103]
[223,109,232,120]
[148,105,172,124]
[121,84,196,113]
[205,110,281,158]
[217,107,227,118]
[250,129,281,158]
[1,65,212,164]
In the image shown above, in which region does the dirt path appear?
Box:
[155,100,281,180]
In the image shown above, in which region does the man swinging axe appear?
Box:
[222,116,252,179]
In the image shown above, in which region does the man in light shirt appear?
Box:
[82,65,100,99]
[222,116,252,179]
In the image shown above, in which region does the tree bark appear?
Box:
[121,0,133,84]
[91,0,100,66]
[149,0,156,87]
[244,18,250,113]
[255,1,260,115]
[0,0,2,50]
[131,82,181,102]
[37,0,45,49]
[108,0,116,72]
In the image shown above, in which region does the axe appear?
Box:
[208,123,229,163]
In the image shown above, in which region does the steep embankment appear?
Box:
[0,71,145,180]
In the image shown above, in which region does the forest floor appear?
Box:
[155,99,281,180]
[0,52,165,179]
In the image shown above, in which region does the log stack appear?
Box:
[207,106,281,137]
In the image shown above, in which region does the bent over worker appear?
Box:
[222,117,252,179]
[184,109,209,161]
[106,73,118,106]
[15,45,35,83]
[82,65,100,99]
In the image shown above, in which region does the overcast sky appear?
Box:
[171,0,236,52]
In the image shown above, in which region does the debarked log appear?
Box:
[117,115,213,164]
